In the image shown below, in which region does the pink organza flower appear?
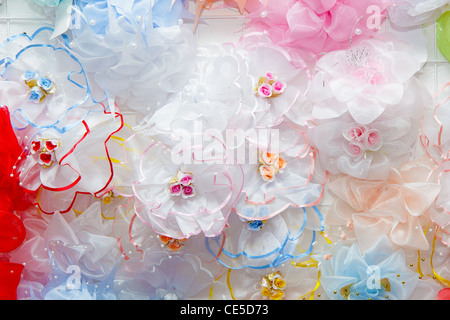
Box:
[244,0,391,59]
[326,157,441,253]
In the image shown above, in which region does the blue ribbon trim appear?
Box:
[1,27,108,134]
[205,206,325,270]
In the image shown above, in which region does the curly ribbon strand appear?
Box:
[226,268,237,300]
[320,231,333,245]
[430,234,450,288]
[420,82,450,164]
[416,249,426,279]
[209,272,225,300]
[292,258,321,300]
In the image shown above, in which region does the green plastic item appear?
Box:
[437,10,450,62]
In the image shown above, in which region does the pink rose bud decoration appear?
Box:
[342,124,383,160]
[182,185,196,199]
[344,142,365,160]
[169,170,196,199]
[369,73,385,85]
[266,72,275,80]
[272,80,286,94]
[177,171,194,186]
[169,183,182,196]
[255,72,286,98]
[343,125,368,142]
[364,129,383,151]
[258,83,273,98]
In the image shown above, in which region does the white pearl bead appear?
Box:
[260,11,268,18]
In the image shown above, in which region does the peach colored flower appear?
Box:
[326,157,441,253]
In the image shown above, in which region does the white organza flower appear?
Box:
[65,0,197,118]
[119,132,243,239]
[205,206,324,269]
[15,110,124,214]
[388,0,449,28]
[0,28,100,131]
[232,121,327,221]
[310,107,422,180]
[242,41,310,128]
[114,248,220,300]
[42,204,121,281]
[219,257,321,300]
[137,43,257,145]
